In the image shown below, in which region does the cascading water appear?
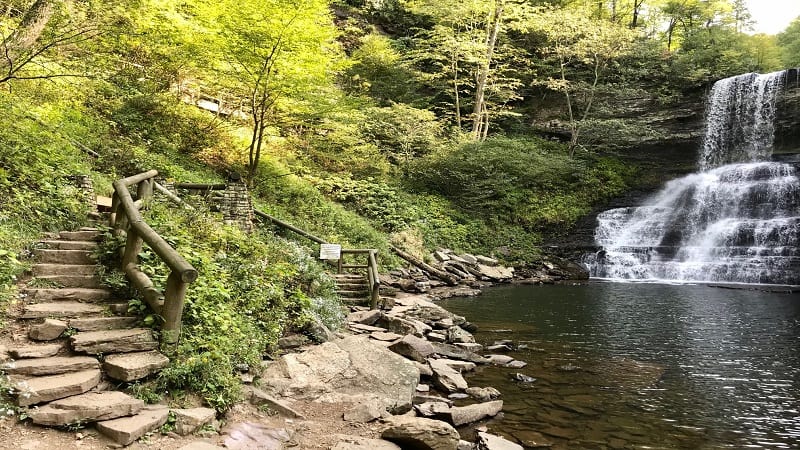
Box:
[586,70,800,285]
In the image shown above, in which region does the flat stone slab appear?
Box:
[104,351,169,381]
[39,240,97,251]
[33,263,96,275]
[33,249,94,265]
[15,369,101,406]
[28,318,68,341]
[59,230,101,241]
[70,316,139,331]
[172,407,217,435]
[24,287,111,302]
[97,406,169,445]
[8,343,63,359]
[33,275,103,289]
[71,329,158,354]
[2,356,99,376]
[29,391,144,426]
[22,302,107,319]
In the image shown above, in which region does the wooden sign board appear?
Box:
[319,244,342,260]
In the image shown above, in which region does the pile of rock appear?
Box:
[260,293,532,450]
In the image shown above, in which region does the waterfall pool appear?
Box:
[440,283,800,449]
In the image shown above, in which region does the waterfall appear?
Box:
[586,71,800,285]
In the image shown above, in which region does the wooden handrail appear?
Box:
[110,170,198,350]
[253,209,328,245]
[253,208,381,309]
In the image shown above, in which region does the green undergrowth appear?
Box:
[105,202,343,411]
[0,95,95,321]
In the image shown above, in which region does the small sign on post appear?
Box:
[319,244,342,260]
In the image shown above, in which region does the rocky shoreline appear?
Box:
[251,248,592,450]
[265,291,532,450]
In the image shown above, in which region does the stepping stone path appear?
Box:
[0,227,178,445]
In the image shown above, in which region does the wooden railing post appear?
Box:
[161,271,188,351]
[137,179,154,203]
[121,227,143,271]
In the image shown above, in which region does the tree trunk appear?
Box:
[1,0,55,78]
[471,0,503,141]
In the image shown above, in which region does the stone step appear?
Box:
[31,275,103,289]
[14,369,101,406]
[69,316,139,331]
[338,289,369,298]
[28,391,144,426]
[59,230,102,241]
[104,351,170,382]
[97,406,170,446]
[332,274,365,280]
[23,287,111,302]
[71,329,159,354]
[33,249,94,265]
[22,302,108,319]
[32,264,96,276]
[2,356,100,376]
[8,343,64,359]
[39,240,98,250]
[336,281,368,289]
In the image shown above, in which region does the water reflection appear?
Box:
[440,283,800,449]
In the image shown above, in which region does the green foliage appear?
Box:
[405,136,635,233]
[778,18,800,67]
[133,202,342,411]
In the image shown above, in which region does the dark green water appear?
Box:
[439,282,800,449]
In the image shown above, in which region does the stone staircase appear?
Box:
[0,228,188,445]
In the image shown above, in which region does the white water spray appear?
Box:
[586,71,800,285]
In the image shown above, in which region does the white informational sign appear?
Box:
[319,244,342,260]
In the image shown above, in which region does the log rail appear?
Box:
[110,170,198,348]
[254,209,381,309]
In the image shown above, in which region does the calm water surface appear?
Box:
[440,282,800,449]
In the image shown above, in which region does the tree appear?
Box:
[0,0,101,84]
[406,0,531,140]
[531,8,635,157]
[194,0,343,183]
[778,17,800,67]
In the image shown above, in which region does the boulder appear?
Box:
[447,326,475,344]
[465,387,501,402]
[429,359,468,393]
[172,407,217,436]
[245,386,305,419]
[504,360,527,369]
[371,331,403,342]
[389,334,436,363]
[344,398,385,423]
[485,355,514,365]
[28,319,67,341]
[432,343,490,364]
[414,401,452,418]
[437,359,476,373]
[261,336,419,413]
[476,265,513,281]
[450,400,503,426]
[476,432,523,450]
[348,309,382,325]
[277,333,310,349]
[381,415,460,450]
[475,256,499,266]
